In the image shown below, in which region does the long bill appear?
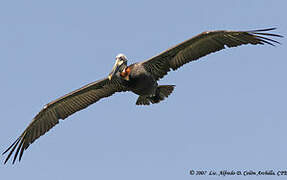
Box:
[108,61,121,80]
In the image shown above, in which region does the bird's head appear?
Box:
[108,54,128,80]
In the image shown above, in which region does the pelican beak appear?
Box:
[108,74,113,80]
[108,60,122,80]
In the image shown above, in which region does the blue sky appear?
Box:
[1,0,286,179]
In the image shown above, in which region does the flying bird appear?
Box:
[3,28,282,164]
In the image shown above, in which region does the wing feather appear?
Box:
[3,77,126,164]
[141,28,282,80]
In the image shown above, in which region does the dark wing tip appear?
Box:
[3,137,21,164]
[248,27,277,32]
[246,28,283,46]
[3,134,26,164]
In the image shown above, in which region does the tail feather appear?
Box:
[136,96,151,105]
[136,85,175,105]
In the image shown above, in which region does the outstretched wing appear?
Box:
[3,77,126,164]
[141,28,282,81]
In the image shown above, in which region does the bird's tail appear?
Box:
[136,85,175,105]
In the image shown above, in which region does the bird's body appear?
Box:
[121,63,158,96]
[117,62,174,105]
[3,28,283,164]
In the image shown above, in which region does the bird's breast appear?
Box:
[124,70,157,96]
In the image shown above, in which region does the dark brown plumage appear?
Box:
[3,28,282,164]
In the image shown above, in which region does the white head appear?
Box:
[116,53,127,62]
[108,53,128,80]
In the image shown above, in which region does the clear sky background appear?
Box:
[1,0,286,179]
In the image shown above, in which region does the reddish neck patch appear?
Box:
[120,67,131,80]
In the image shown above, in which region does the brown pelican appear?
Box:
[3,28,282,164]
